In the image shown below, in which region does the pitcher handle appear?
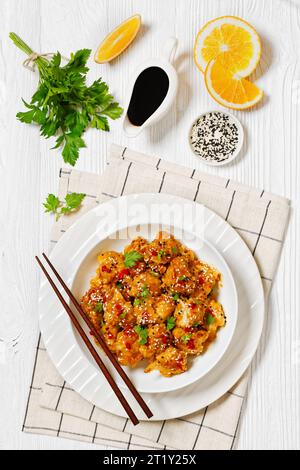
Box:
[162,37,178,64]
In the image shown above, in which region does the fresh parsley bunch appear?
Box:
[10,33,123,166]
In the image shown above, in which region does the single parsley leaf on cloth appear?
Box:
[167,316,176,331]
[124,250,143,268]
[43,194,60,214]
[9,33,123,166]
[43,192,85,221]
[134,325,148,345]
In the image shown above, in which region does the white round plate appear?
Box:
[71,222,237,394]
[39,193,264,421]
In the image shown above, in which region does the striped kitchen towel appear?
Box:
[22,144,290,450]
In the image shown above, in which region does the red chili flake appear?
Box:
[124,327,134,336]
[107,332,114,340]
[101,265,111,273]
[184,327,192,333]
[89,330,94,336]
[198,276,205,285]
[117,268,130,280]
[206,307,215,317]
[187,338,195,350]
[190,303,197,310]
[115,303,124,315]
[102,294,107,303]
[125,342,132,350]
[161,334,169,345]
[152,250,158,256]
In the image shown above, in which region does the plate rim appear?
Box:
[39,193,265,420]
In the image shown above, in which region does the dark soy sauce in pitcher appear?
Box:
[127,66,169,126]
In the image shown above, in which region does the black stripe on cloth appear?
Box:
[121,147,127,159]
[156,420,166,442]
[260,189,265,197]
[225,179,230,188]
[120,162,132,196]
[225,190,236,221]
[55,381,66,411]
[127,434,132,449]
[202,424,234,438]
[227,390,245,399]
[230,401,244,449]
[190,169,196,178]
[122,418,128,432]
[158,172,166,193]
[45,382,73,391]
[22,333,42,431]
[156,158,161,170]
[92,423,98,443]
[59,169,72,177]
[192,406,208,450]
[101,191,117,198]
[252,200,272,256]
[193,180,201,201]
[233,226,282,243]
[89,405,95,421]
[57,412,64,436]
[23,425,58,433]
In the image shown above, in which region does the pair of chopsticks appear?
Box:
[36,253,153,426]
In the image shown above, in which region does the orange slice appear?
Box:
[194,16,261,77]
[204,59,263,110]
[94,14,141,63]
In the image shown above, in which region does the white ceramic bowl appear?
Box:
[71,222,238,394]
[189,110,244,166]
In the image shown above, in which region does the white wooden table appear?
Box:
[1,0,299,450]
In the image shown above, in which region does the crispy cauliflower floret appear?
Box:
[114,327,143,367]
[145,346,188,377]
[173,327,209,355]
[174,299,205,328]
[163,256,196,295]
[139,324,170,360]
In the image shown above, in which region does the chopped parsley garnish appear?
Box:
[94,301,103,313]
[178,275,189,281]
[124,250,143,268]
[116,281,122,288]
[134,325,148,345]
[193,322,201,327]
[172,246,178,254]
[133,298,141,306]
[120,311,127,319]
[140,284,149,299]
[181,333,192,344]
[166,316,176,331]
[173,293,179,301]
[206,313,215,325]
[157,249,165,261]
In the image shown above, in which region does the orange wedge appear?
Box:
[194,16,261,77]
[94,14,141,63]
[204,59,263,110]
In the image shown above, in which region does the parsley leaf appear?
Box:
[172,293,179,301]
[178,275,189,281]
[134,325,148,345]
[94,302,104,313]
[133,298,141,306]
[10,33,123,166]
[157,249,165,261]
[140,284,149,299]
[166,316,176,331]
[124,250,143,268]
[43,194,60,213]
[181,334,192,344]
[43,192,85,221]
[206,313,215,325]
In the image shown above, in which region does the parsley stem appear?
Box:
[9,32,48,73]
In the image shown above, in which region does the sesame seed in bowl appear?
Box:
[189,111,244,166]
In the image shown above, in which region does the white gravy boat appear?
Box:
[123,37,178,137]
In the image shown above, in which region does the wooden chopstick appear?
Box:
[36,255,140,426]
[40,253,153,419]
